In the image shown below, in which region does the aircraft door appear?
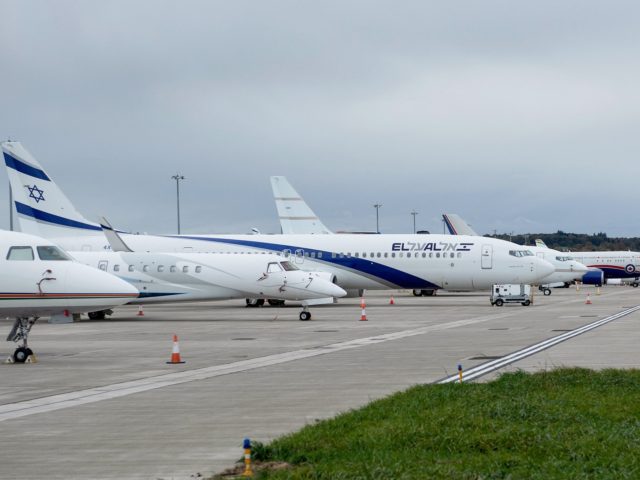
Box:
[481,245,493,269]
[294,249,304,265]
[98,260,109,272]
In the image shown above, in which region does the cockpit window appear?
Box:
[37,246,71,261]
[555,256,573,262]
[280,261,299,271]
[7,246,34,261]
[267,262,283,273]
[509,250,535,258]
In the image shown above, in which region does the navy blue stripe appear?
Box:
[592,266,638,280]
[170,236,440,289]
[3,152,50,181]
[137,292,183,298]
[15,201,102,231]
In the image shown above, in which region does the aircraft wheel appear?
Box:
[299,311,311,321]
[267,299,285,306]
[423,290,435,296]
[495,299,504,307]
[633,283,639,288]
[412,289,423,297]
[245,298,265,308]
[543,289,551,296]
[88,311,106,320]
[522,300,531,306]
[13,347,32,363]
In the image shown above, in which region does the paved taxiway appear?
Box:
[1,286,638,479]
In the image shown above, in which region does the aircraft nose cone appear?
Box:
[537,258,555,278]
[326,282,347,298]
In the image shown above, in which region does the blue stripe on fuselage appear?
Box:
[591,265,639,279]
[4,152,51,181]
[14,201,102,231]
[170,236,440,289]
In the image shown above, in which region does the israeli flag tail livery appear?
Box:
[2,141,102,242]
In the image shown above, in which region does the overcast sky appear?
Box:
[1,1,639,237]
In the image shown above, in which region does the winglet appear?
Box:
[100,217,133,252]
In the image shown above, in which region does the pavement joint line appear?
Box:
[438,305,640,384]
[0,309,525,422]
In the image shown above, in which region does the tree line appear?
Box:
[488,231,640,252]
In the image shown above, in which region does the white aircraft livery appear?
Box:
[2,142,556,294]
[442,214,589,292]
[0,230,139,362]
[535,239,640,286]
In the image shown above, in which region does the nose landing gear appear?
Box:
[6,317,38,363]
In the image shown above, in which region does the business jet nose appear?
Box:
[535,257,555,279]
[70,263,139,302]
[572,261,589,274]
[318,279,347,298]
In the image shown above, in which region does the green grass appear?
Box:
[227,369,640,479]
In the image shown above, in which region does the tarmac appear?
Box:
[0,285,638,479]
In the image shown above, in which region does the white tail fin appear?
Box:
[442,214,478,236]
[2,141,104,246]
[535,238,548,248]
[270,176,332,234]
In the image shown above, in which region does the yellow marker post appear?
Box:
[596,286,601,295]
[458,364,463,383]
[242,438,253,477]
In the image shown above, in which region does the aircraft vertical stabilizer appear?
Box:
[270,176,332,234]
[2,141,103,245]
[442,214,479,236]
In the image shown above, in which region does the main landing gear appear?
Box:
[245,298,313,321]
[538,286,552,296]
[6,317,38,363]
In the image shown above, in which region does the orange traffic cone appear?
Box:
[360,306,367,321]
[585,294,592,305]
[360,297,366,309]
[389,295,395,305]
[137,306,145,316]
[166,334,185,364]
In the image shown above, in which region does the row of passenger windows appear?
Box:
[102,264,203,274]
[331,251,462,259]
[6,246,71,261]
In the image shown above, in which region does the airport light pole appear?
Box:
[411,210,418,234]
[373,203,382,233]
[171,173,185,234]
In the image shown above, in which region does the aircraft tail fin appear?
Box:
[270,176,332,234]
[535,238,548,248]
[2,142,102,240]
[442,213,478,236]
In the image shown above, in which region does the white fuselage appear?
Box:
[566,251,640,280]
[0,231,138,317]
[71,251,346,303]
[63,233,555,291]
[529,246,589,284]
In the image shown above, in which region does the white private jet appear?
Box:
[72,220,346,321]
[442,214,589,294]
[2,143,556,297]
[0,230,139,363]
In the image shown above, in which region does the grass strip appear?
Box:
[215,368,640,479]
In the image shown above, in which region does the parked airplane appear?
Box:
[442,214,590,294]
[0,230,139,363]
[2,143,556,297]
[73,221,347,321]
[535,239,640,287]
